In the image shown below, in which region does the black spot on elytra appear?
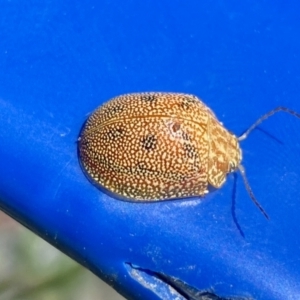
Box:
[136,161,152,172]
[180,101,190,110]
[182,131,190,141]
[107,127,125,140]
[136,161,158,175]
[140,94,157,102]
[141,134,157,151]
[180,95,198,110]
[108,103,124,116]
[183,143,197,159]
[137,161,147,170]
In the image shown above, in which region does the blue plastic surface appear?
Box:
[1,1,300,299]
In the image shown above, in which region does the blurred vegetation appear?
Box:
[0,211,125,300]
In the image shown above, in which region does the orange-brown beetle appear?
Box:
[78,92,300,219]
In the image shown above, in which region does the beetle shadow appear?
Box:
[231,172,245,238]
[257,127,285,144]
[240,127,283,145]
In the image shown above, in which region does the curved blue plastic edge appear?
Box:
[1,1,300,299]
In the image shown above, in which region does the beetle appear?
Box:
[78,92,300,219]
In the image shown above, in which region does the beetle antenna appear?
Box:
[238,107,300,141]
[237,165,269,220]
